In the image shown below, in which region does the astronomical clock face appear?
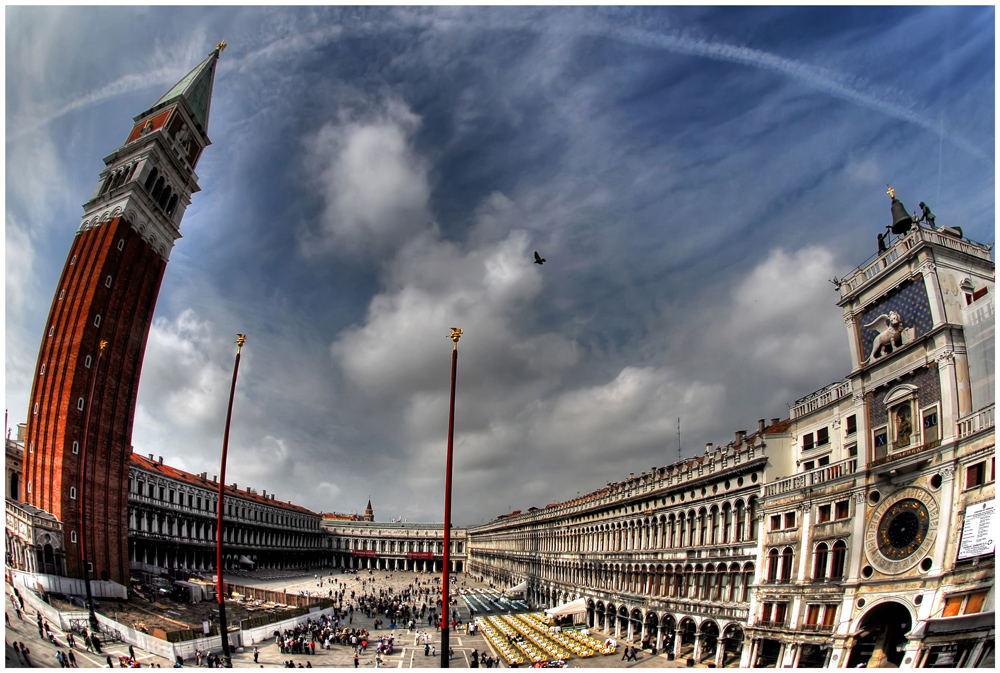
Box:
[865,487,938,574]
[876,500,929,559]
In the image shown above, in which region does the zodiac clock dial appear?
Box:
[865,487,938,574]
[876,499,930,559]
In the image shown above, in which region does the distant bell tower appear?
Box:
[364,499,375,521]
[23,44,225,585]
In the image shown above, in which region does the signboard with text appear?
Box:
[957,499,995,560]
[407,552,435,560]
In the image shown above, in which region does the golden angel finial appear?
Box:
[99,340,109,353]
[886,185,895,199]
[448,327,464,348]
[216,40,228,54]
[236,334,247,353]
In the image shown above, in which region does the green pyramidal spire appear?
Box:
[136,41,225,134]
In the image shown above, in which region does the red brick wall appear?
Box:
[25,217,166,583]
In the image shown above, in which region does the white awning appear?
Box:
[508,580,528,594]
[544,597,587,617]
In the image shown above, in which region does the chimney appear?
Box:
[149,454,154,461]
[232,483,237,490]
[263,490,267,497]
[213,475,217,483]
[158,456,163,465]
[735,430,746,444]
[628,472,634,480]
[758,419,766,433]
[705,442,713,452]
[771,418,780,426]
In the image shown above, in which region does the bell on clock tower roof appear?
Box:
[135,41,225,135]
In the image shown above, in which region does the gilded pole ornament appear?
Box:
[449,327,463,349]
[100,340,109,353]
[236,333,247,353]
[216,40,228,54]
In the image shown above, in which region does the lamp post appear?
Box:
[78,339,108,633]
[215,334,246,668]
[440,327,462,668]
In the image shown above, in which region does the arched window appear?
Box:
[159,185,172,209]
[145,167,159,191]
[166,194,178,217]
[830,541,847,579]
[742,564,754,601]
[813,542,829,580]
[151,176,165,201]
[767,549,780,582]
[780,547,794,583]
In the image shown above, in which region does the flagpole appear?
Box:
[215,334,246,668]
[440,327,462,668]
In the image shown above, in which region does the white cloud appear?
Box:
[303,97,432,258]
[717,245,847,383]
[5,215,35,316]
[138,310,236,431]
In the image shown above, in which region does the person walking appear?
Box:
[353,653,359,668]
[68,650,79,667]
[254,647,259,663]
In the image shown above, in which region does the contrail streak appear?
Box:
[590,23,989,162]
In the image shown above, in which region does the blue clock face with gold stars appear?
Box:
[877,499,930,560]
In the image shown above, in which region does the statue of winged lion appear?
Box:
[862,310,903,362]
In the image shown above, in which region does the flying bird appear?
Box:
[533,251,546,265]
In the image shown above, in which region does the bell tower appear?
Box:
[23,44,225,584]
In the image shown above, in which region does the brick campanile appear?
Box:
[23,45,225,584]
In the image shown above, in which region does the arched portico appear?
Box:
[847,600,914,668]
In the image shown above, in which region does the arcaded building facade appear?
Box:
[322,518,468,573]
[467,430,782,668]
[128,454,326,577]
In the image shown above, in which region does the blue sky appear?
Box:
[5,6,995,525]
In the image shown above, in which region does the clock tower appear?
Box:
[23,44,225,585]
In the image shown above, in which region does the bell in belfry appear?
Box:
[887,186,913,234]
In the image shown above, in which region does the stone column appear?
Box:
[742,638,758,668]
[673,632,682,659]
[715,639,726,668]
[693,634,702,661]
[900,640,922,669]
[930,466,955,574]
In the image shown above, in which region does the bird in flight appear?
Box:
[533,251,546,265]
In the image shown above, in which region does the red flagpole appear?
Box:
[215,334,246,668]
[441,328,462,668]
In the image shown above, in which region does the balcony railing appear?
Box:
[839,225,993,297]
[958,404,995,439]
[765,458,857,497]
[791,380,852,419]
